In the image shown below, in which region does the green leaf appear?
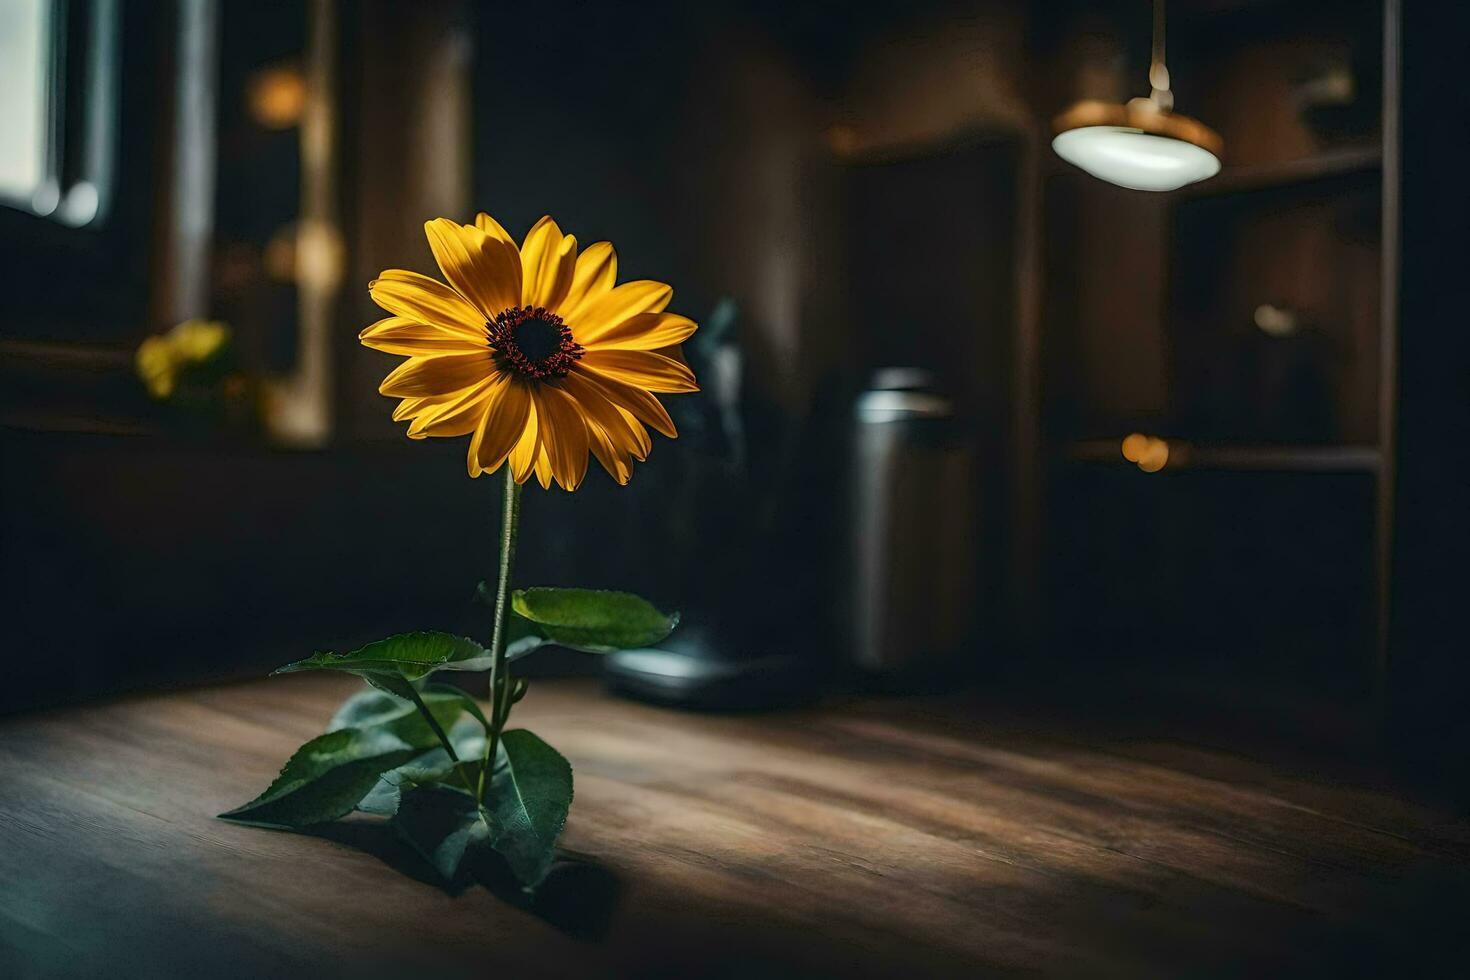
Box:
[274,632,494,693]
[357,766,417,816]
[329,687,411,729]
[474,581,563,661]
[328,686,471,744]
[218,728,420,829]
[476,580,542,646]
[358,743,484,818]
[378,729,572,887]
[361,672,421,701]
[393,785,492,882]
[357,746,444,817]
[420,682,493,733]
[505,613,552,661]
[487,729,573,887]
[356,713,489,818]
[511,588,679,653]
[222,686,485,826]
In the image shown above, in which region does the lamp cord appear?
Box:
[1149,0,1173,111]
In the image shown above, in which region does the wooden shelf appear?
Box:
[1179,146,1382,198]
[1061,439,1382,473]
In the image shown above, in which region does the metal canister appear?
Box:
[851,368,976,677]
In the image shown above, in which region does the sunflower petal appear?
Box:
[570,366,677,439]
[359,316,487,356]
[536,384,590,491]
[582,311,697,351]
[465,378,503,478]
[369,270,487,334]
[393,396,432,422]
[580,348,699,393]
[616,406,652,459]
[586,421,634,485]
[475,212,515,248]
[520,216,577,312]
[571,280,673,344]
[424,218,521,320]
[561,241,617,321]
[480,380,532,474]
[508,393,540,483]
[466,378,532,477]
[405,376,499,439]
[563,373,642,484]
[561,371,646,462]
[533,446,553,490]
[379,352,494,397]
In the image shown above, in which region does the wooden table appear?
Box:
[3,675,1468,978]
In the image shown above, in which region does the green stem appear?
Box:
[404,683,476,795]
[478,466,523,802]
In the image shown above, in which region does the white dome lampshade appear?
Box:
[1052,0,1223,192]
[1052,99,1222,192]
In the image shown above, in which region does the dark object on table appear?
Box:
[603,623,816,711]
[603,298,836,711]
[850,368,976,682]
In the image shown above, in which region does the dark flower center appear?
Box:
[486,306,583,381]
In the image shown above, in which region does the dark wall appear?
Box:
[0,427,710,713]
[1387,2,1470,796]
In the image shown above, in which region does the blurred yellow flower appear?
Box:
[361,214,699,490]
[170,319,230,362]
[135,319,231,399]
[136,337,178,399]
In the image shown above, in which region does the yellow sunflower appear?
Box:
[360,214,699,489]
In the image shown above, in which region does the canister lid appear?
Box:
[870,367,935,391]
[856,368,953,421]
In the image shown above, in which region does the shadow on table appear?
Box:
[309,821,622,941]
[480,850,624,942]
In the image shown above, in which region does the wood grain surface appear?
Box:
[2,674,1467,978]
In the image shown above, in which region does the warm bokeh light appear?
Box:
[1137,439,1169,473]
[262,226,296,281]
[247,64,307,130]
[1121,432,1150,462]
[295,219,345,291]
[263,220,344,289]
[1253,303,1298,337]
[824,124,859,156]
[1122,433,1169,472]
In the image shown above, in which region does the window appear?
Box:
[0,0,50,206]
[0,0,153,345]
[0,0,118,226]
